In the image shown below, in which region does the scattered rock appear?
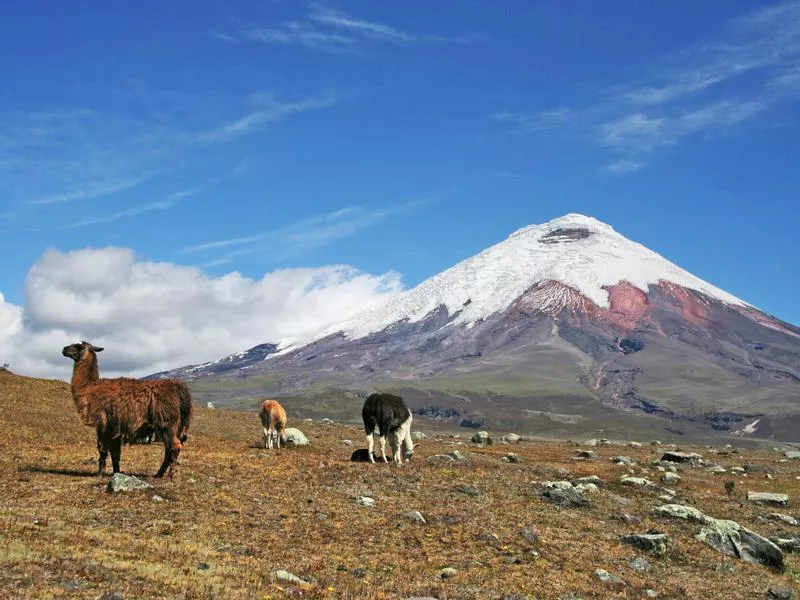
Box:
[575,483,600,494]
[283,428,309,447]
[196,562,211,570]
[576,450,595,459]
[477,532,500,544]
[205,401,215,410]
[502,433,521,443]
[98,593,124,600]
[747,492,789,507]
[620,475,653,487]
[440,567,458,579]
[341,439,353,446]
[455,484,482,496]
[536,482,590,508]
[651,504,713,524]
[428,454,457,464]
[106,473,153,493]
[584,439,598,447]
[767,585,794,599]
[471,431,491,444]
[730,466,746,473]
[411,431,428,441]
[629,556,651,572]
[661,472,681,485]
[628,441,643,448]
[350,567,367,578]
[448,450,467,461]
[770,538,800,553]
[613,456,636,466]
[274,570,312,588]
[767,513,798,527]
[784,451,800,460]
[645,590,658,598]
[660,451,705,466]
[572,475,604,488]
[151,494,167,503]
[356,496,375,507]
[593,568,625,586]
[406,511,426,524]
[612,513,642,525]
[745,463,775,474]
[621,533,671,556]
[502,453,521,463]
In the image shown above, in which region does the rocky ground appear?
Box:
[0,368,799,599]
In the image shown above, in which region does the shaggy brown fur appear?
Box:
[62,341,193,478]
[259,399,287,449]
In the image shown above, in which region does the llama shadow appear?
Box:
[19,465,150,478]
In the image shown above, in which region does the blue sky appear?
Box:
[1,1,799,376]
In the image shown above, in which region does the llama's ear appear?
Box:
[92,345,104,352]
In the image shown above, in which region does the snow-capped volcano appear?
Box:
[337,213,746,340]
[153,214,800,441]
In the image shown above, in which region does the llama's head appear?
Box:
[62,341,104,362]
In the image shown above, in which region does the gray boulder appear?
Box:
[621,533,671,556]
[283,428,309,447]
[107,473,153,493]
[747,491,789,507]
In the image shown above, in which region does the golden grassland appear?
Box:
[0,368,798,599]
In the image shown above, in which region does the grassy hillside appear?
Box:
[1,368,798,599]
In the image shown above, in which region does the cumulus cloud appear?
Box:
[1,247,403,380]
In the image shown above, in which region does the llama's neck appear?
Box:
[70,355,100,424]
[71,354,99,390]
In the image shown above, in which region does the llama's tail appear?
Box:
[177,384,194,443]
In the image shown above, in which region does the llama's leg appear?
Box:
[96,431,108,476]
[165,435,182,479]
[263,427,270,449]
[110,436,123,474]
[389,432,402,465]
[268,426,275,449]
[366,432,375,463]
[276,425,282,449]
[379,435,388,463]
[154,429,172,478]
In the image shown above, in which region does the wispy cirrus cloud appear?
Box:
[216,4,478,52]
[200,91,340,142]
[185,201,429,266]
[62,189,197,229]
[494,1,800,173]
[29,175,152,205]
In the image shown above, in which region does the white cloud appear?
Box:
[184,202,428,265]
[606,159,644,174]
[200,92,340,142]
[494,1,800,172]
[308,5,415,44]
[30,176,151,205]
[1,247,403,379]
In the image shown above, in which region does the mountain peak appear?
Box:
[508,213,614,240]
[337,213,747,340]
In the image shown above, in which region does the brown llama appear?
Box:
[259,399,287,449]
[62,341,193,478]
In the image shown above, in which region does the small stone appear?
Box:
[621,533,671,556]
[448,450,466,461]
[629,556,651,572]
[707,465,727,473]
[283,428,309,447]
[356,496,376,507]
[747,491,789,507]
[572,475,604,487]
[477,532,501,543]
[715,563,736,573]
[274,570,311,587]
[455,484,482,496]
[593,568,625,585]
[784,451,800,460]
[767,585,794,599]
[440,567,458,579]
[107,473,153,493]
[428,454,456,464]
[645,590,658,598]
[502,453,521,463]
[613,456,636,466]
[341,439,353,446]
[576,450,595,458]
[628,441,643,448]
[406,511,426,524]
[206,402,215,410]
[730,467,746,474]
[350,567,367,578]
[98,593,124,600]
[620,475,653,487]
[661,472,681,485]
[502,433,521,443]
[767,513,798,527]
[660,451,705,466]
[612,513,642,525]
[575,483,599,494]
[196,562,211,570]
[411,431,428,441]
[151,494,167,502]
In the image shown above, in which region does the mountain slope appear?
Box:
[153,214,800,440]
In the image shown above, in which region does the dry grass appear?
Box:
[0,368,798,599]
